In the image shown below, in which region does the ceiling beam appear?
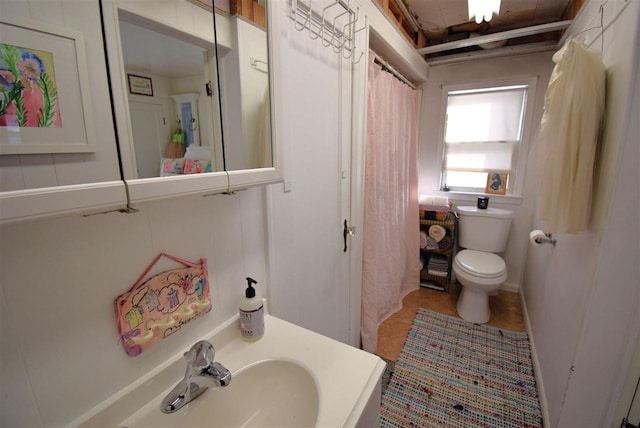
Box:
[394,0,420,33]
[416,20,573,55]
[425,41,558,65]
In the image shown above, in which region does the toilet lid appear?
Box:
[455,249,506,279]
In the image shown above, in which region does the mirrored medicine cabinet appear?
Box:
[103,0,279,201]
[0,0,281,223]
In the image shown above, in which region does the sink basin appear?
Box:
[77,315,385,428]
[122,360,319,427]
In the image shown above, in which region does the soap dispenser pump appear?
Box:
[239,277,264,340]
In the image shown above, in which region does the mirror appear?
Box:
[104,0,272,181]
[213,0,272,171]
[0,0,122,193]
[103,2,223,179]
[0,0,279,224]
[119,19,224,178]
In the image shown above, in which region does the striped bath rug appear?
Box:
[380,309,542,428]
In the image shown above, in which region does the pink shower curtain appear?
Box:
[361,54,421,354]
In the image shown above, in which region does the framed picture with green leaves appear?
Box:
[0,18,96,154]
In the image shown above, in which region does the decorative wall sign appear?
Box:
[115,253,211,357]
[127,74,153,96]
[485,172,508,195]
[0,18,96,154]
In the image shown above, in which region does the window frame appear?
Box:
[437,77,539,198]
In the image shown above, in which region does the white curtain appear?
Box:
[361,54,421,353]
[536,39,606,234]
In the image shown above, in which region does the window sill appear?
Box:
[431,190,523,206]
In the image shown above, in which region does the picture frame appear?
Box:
[0,18,96,155]
[485,172,508,195]
[127,74,153,96]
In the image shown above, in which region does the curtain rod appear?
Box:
[369,49,416,90]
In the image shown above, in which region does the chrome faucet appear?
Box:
[161,340,232,414]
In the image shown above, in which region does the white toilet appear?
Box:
[453,206,514,324]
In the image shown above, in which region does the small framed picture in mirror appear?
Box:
[127,74,153,96]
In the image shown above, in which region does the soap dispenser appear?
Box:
[239,277,264,340]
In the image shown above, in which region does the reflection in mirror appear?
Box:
[115,10,223,178]
[103,0,274,183]
[212,0,273,171]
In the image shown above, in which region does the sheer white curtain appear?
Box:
[361,54,421,353]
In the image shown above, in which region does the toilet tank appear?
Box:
[457,206,514,253]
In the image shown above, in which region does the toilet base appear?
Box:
[456,286,491,324]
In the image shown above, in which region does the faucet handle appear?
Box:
[210,362,232,387]
[184,340,215,371]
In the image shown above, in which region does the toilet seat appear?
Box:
[454,249,506,279]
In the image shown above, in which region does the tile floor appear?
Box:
[376,283,526,362]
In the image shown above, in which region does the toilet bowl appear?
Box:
[453,206,513,324]
[454,249,507,323]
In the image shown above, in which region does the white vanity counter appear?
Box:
[76,314,386,427]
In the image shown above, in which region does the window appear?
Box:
[440,85,528,195]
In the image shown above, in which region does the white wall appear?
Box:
[0,188,269,426]
[522,1,640,426]
[418,51,555,290]
[0,0,121,191]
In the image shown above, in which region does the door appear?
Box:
[129,101,169,178]
[265,15,364,346]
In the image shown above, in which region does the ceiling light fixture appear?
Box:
[468,0,501,24]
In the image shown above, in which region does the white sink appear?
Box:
[76,314,385,427]
[123,360,319,427]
